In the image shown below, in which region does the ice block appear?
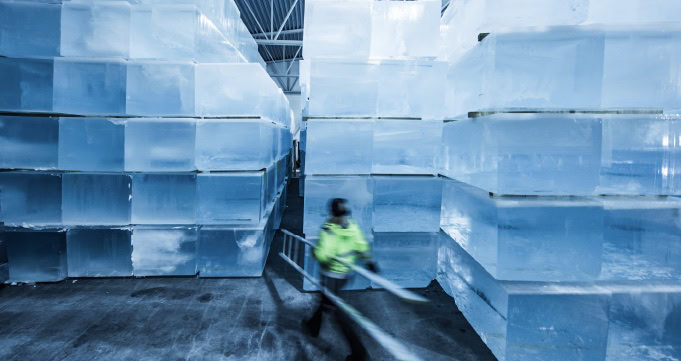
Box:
[62,173,132,226]
[126,60,195,116]
[0,115,59,170]
[131,226,198,276]
[303,0,372,59]
[60,0,131,58]
[0,0,61,57]
[131,174,196,225]
[196,172,265,225]
[5,229,67,283]
[66,228,133,277]
[198,220,272,277]
[58,117,125,172]
[195,120,275,171]
[369,0,440,59]
[372,232,438,288]
[377,60,446,120]
[0,172,62,226]
[125,118,196,172]
[373,176,442,233]
[305,119,374,175]
[372,119,442,175]
[303,176,374,236]
[0,57,54,113]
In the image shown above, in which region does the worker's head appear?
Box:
[330,198,349,218]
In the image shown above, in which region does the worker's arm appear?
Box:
[314,226,335,264]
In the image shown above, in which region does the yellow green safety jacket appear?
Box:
[314,220,370,276]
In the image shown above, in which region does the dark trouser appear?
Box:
[306,275,367,360]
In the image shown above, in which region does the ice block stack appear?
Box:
[438,1,681,360]
[0,0,293,282]
[300,0,445,290]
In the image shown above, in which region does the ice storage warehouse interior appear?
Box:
[1,0,680,360]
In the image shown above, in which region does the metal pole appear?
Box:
[274,0,300,41]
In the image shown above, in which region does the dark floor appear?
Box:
[0,178,496,361]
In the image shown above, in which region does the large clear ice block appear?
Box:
[126,60,195,116]
[303,0,372,59]
[60,0,131,58]
[130,4,196,60]
[0,57,54,113]
[131,226,197,276]
[124,118,196,172]
[58,117,125,172]
[53,57,127,116]
[370,0,440,59]
[376,61,446,120]
[372,232,438,288]
[5,229,67,283]
[0,1,61,57]
[305,119,373,175]
[195,120,274,171]
[196,172,265,225]
[66,228,133,277]
[0,115,58,170]
[0,172,62,226]
[62,173,131,226]
[373,176,442,233]
[372,119,442,175]
[441,178,604,282]
[198,221,270,277]
[131,174,196,225]
[303,176,373,236]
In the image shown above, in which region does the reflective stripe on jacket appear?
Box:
[314,220,370,275]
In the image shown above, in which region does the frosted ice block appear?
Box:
[53,57,127,116]
[66,228,133,277]
[376,61,446,120]
[441,178,604,282]
[198,220,271,277]
[62,173,131,226]
[0,116,58,170]
[0,172,62,226]
[303,0,372,59]
[195,120,274,171]
[5,229,67,283]
[125,118,196,172]
[0,57,54,113]
[126,60,195,116]
[131,174,196,225]
[373,176,442,233]
[131,226,197,276]
[196,172,265,225]
[370,0,440,59]
[60,0,131,58]
[303,176,373,236]
[58,117,125,172]
[0,1,61,57]
[305,119,373,175]
[372,119,442,175]
[372,232,438,288]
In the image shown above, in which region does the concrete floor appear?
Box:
[0,179,496,361]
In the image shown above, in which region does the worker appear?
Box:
[302,198,378,361]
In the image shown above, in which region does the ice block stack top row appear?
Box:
[441,113,681,196]
[445,24,681,118]
[0,0,259,63]
[440,0,681,62]
[303,0,440,60]
[0,116,292,172]
[0,58,290,120]
[0,168,288,227]
[301,59,446,119]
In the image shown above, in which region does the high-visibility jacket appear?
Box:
[314,220,370,276]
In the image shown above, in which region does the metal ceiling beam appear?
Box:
[274,0,300,40]
[256,39,303,46]
[253,28,304,38]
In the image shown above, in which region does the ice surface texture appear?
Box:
[67,228,133,277]
[441,114,681,196]
[5,229,68,283]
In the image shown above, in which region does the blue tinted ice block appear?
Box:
[441,178,604,282]
[303,0,372,59]
[305,119,373,175]
[5,229,67,283]
[0,172,62,226]
[0,1,61,57]
[60,0,131,58]
[195,120,274,171]
[303,176,374,236]
[373,119,442,175]
[372,232,438,289]
[126,61,195,116]
[0,57,54,113]
[131,226,197,276]
[376,61,446,120]
[66,228,133,277]
[370,0,440,59]
[125,118,196,172]
[58,117,125,172]
[196,172,265,225]
[62,173,131,226]
[0,115,58,170]
[131,174,196,225]
[373,176,442,233]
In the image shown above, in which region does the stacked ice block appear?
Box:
[301,0,445,290]
[439,3,681,360]
[0,0,293,282]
